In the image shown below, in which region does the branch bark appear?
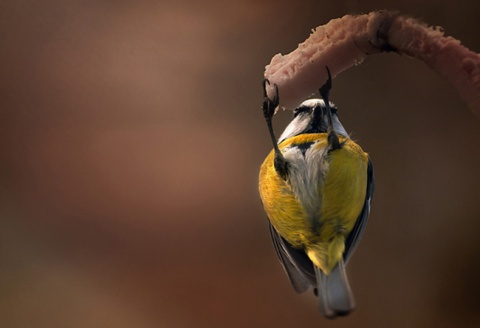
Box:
[264,11,480,118]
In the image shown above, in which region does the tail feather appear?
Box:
[315,259,355,318]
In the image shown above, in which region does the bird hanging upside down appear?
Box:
[258,68,374,318]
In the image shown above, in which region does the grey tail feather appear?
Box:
[315,259,355,318]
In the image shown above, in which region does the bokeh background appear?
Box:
[1,0,479,327]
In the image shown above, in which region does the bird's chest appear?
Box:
[278,137,367,244]
[282,140,329,222]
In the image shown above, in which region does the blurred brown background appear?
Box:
[1,0,479,327]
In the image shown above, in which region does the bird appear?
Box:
[258,68,374,318]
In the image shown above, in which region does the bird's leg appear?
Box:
[319,67,341,151]
[262,79,288,179]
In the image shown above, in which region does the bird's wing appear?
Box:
[343,158,374,263]
[269,222,316,293]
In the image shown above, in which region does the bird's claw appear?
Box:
[262,79,279,120]
[319,66,332,102]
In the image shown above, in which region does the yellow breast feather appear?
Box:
[259,133,369,274]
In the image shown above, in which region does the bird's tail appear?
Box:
[315,259,355,318]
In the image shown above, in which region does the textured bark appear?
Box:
[264,11,480,118]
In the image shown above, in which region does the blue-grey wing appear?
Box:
[343,158,374,263]
[269,223,316,293]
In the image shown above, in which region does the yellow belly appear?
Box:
[259,133,369,273]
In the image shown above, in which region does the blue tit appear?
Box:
[258,68,374,318]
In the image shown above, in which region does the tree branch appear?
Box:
[264,11,480,118]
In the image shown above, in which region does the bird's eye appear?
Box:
[293,105,311,118]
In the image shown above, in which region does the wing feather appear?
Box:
[343,158,374,263]
[269,223,315,293]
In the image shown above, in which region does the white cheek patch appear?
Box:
[278,114,311,143]
[332,116,349,138]
[278,98,350,142]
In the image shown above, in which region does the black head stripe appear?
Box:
[293,105,312,118]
